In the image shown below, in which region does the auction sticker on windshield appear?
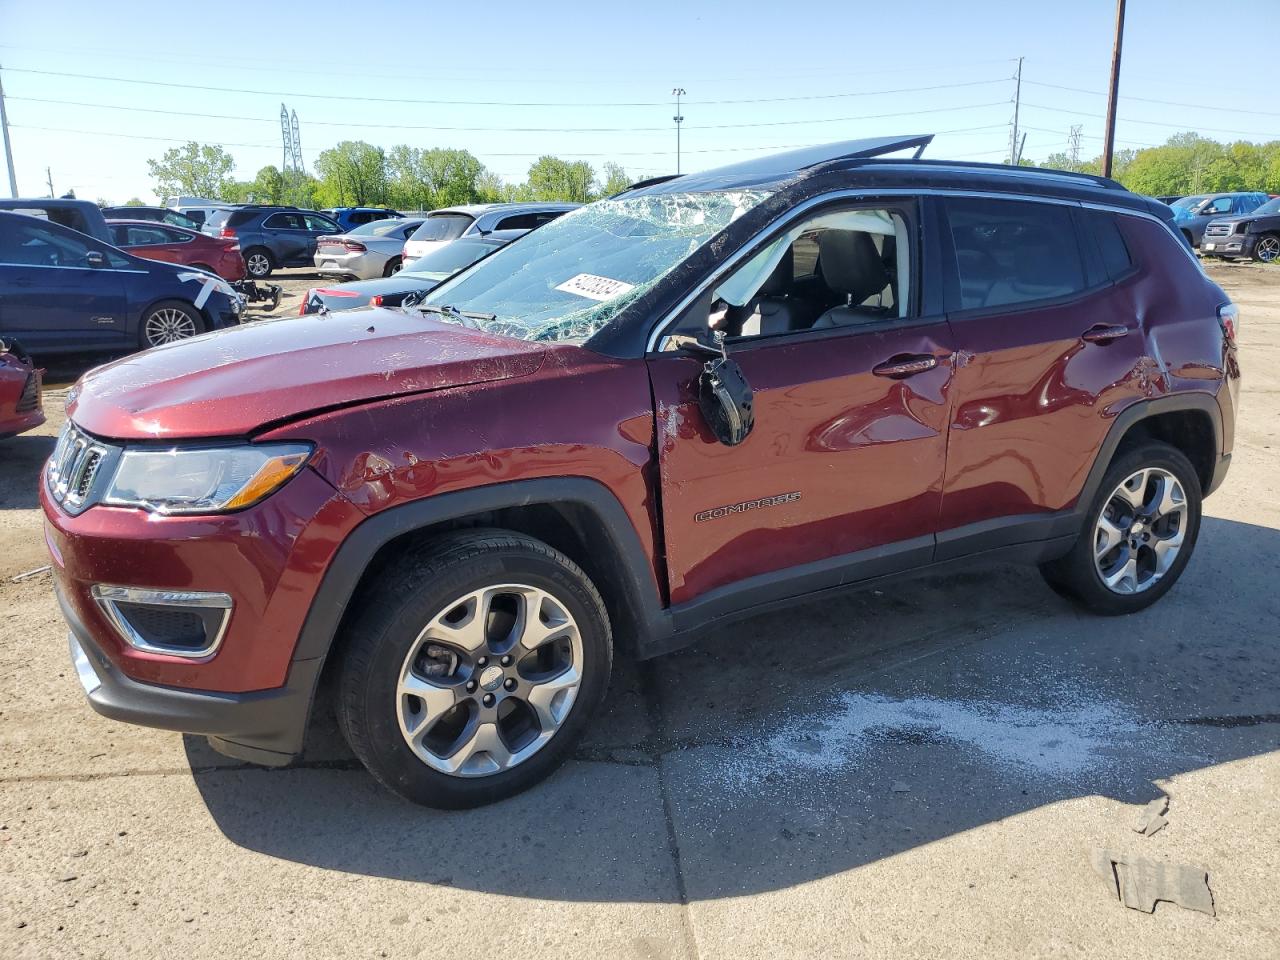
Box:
[555,273,636,302]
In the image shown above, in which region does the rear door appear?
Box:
[934,196,1146,556]
[116,224,188,266]
[0,218,129,352]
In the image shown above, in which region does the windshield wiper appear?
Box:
[414,303,497,329]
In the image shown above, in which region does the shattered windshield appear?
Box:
[416,190,772,343]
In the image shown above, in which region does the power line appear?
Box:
[1020,102,1276,139]
[1023,79,1280,118]
[2,66,1010,109]
[6,97,1010,134]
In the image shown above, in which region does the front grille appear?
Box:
[15,372,39,413]
[47,422,118,515]
[1204,222,1234,238]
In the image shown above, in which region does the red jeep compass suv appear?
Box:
[43,136,1240,808]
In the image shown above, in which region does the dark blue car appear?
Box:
[322,207,404,232]
[0,211,245,356]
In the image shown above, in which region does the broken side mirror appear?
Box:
[697,332,754,446]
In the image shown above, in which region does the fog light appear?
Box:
[91,585,232,659]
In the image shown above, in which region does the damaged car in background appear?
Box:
[0,338,43,439]
[43,136,1239,809]
[301,229,526,314]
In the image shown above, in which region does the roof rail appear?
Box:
[836,157,1127,191]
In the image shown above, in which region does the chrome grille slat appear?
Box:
[47,423,118,514]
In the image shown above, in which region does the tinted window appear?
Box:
[411,214,474,242]
[495,212,563,231]
[1253,197,1280,216]
[0,219,93,266]
[264,212,304,230]
[305,214,340,233]
[946,198,1086,310]
[348,218,415,238]
[1093,214,1133,279]
[186,210,207,226]
[162,211,199,229]
[124,225,174,246]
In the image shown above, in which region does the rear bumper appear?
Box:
[313,251,385,280]
[61,583,318,766]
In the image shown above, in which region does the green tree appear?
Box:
[386,146,487,210]
[146,142,236,201]
[314,141,389,206]
[527,156,595,202]
[122,197,146,206]
[597,161,631,197]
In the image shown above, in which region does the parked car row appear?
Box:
[1159,192,1279,263]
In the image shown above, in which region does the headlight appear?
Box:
[103,443,312,515]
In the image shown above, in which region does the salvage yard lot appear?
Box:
[2,263,1278,959]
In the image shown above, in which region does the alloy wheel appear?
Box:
[1256,235,1280,264]
[144,307,197,346]
[396,584,583,777]
[246,253,271,277]
[1093,467,1186,595]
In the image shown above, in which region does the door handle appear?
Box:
[873,354,939,378]
[1081,323,1130,344]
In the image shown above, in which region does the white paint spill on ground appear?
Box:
[702,689,1151,797]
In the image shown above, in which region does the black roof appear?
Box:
[621,135,1159,217]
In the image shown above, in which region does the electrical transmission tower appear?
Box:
[280,104,304,175]
[1067,124,1082,171]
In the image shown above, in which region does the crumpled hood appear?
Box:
[69,309,546,440]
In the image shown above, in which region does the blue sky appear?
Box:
[1,0,1277,202]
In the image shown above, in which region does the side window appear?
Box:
[305,214,339,233]
[495,213,542,231]
[945,198,1086,310]
[687,206,913,341]
[3,221,93,266]
[1207,197,1233,215]
[109,224,128,245]
[160,227,192,244]
[1093,214,1133,279]
[185,210,206,226]
[264,213,302,230]
[127,225,172,246]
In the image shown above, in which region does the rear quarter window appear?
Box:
[412,214,475,242]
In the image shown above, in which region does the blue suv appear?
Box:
[204,206,341,278]
[322,207,404,232]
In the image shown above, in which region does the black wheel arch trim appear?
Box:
[291,477,671,665]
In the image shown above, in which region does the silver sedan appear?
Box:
[313,218,424,280]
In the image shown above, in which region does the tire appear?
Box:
[1040,441,1201,615]
[140,300,205,349]
[1255,232,1280,264]
[243,247,273,279]
[336,530,613,809]
[382,256,402,277]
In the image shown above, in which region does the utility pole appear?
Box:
[0,64,18,197]
[1102,0,1127,178]
[46,167,53,198]
[672,88,686,174]
[1008,57,1023,166]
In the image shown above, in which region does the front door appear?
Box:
[646,200,954,608]
[0,218,128,352]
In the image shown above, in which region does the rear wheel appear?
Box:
[1255,233,1280,264]
[243,247,273,279]
[383,256,403,277]
[337,530,612,808]
[140,300,204,348]
[1040,441,1201,615]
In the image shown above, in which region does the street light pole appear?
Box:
[672,87,686,174]
[1102,0,1127,179]
[0,65,19,197]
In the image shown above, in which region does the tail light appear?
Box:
[299,293,312,316]
[1218,302,1239,342]
[220,227,237,239]
[314,288,359,298]
[318,236,366,252]
[370,295,383,307]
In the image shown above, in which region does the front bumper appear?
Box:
[1200,233,1253,258]
[61,585,319,765]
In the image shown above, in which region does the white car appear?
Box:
[313,218,425,280]
[401,203,579,268]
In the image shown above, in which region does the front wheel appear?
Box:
[337,530,613,808]
[140,300,204,348]
[1255,233,1280,264]
[1040,441,1201,615]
